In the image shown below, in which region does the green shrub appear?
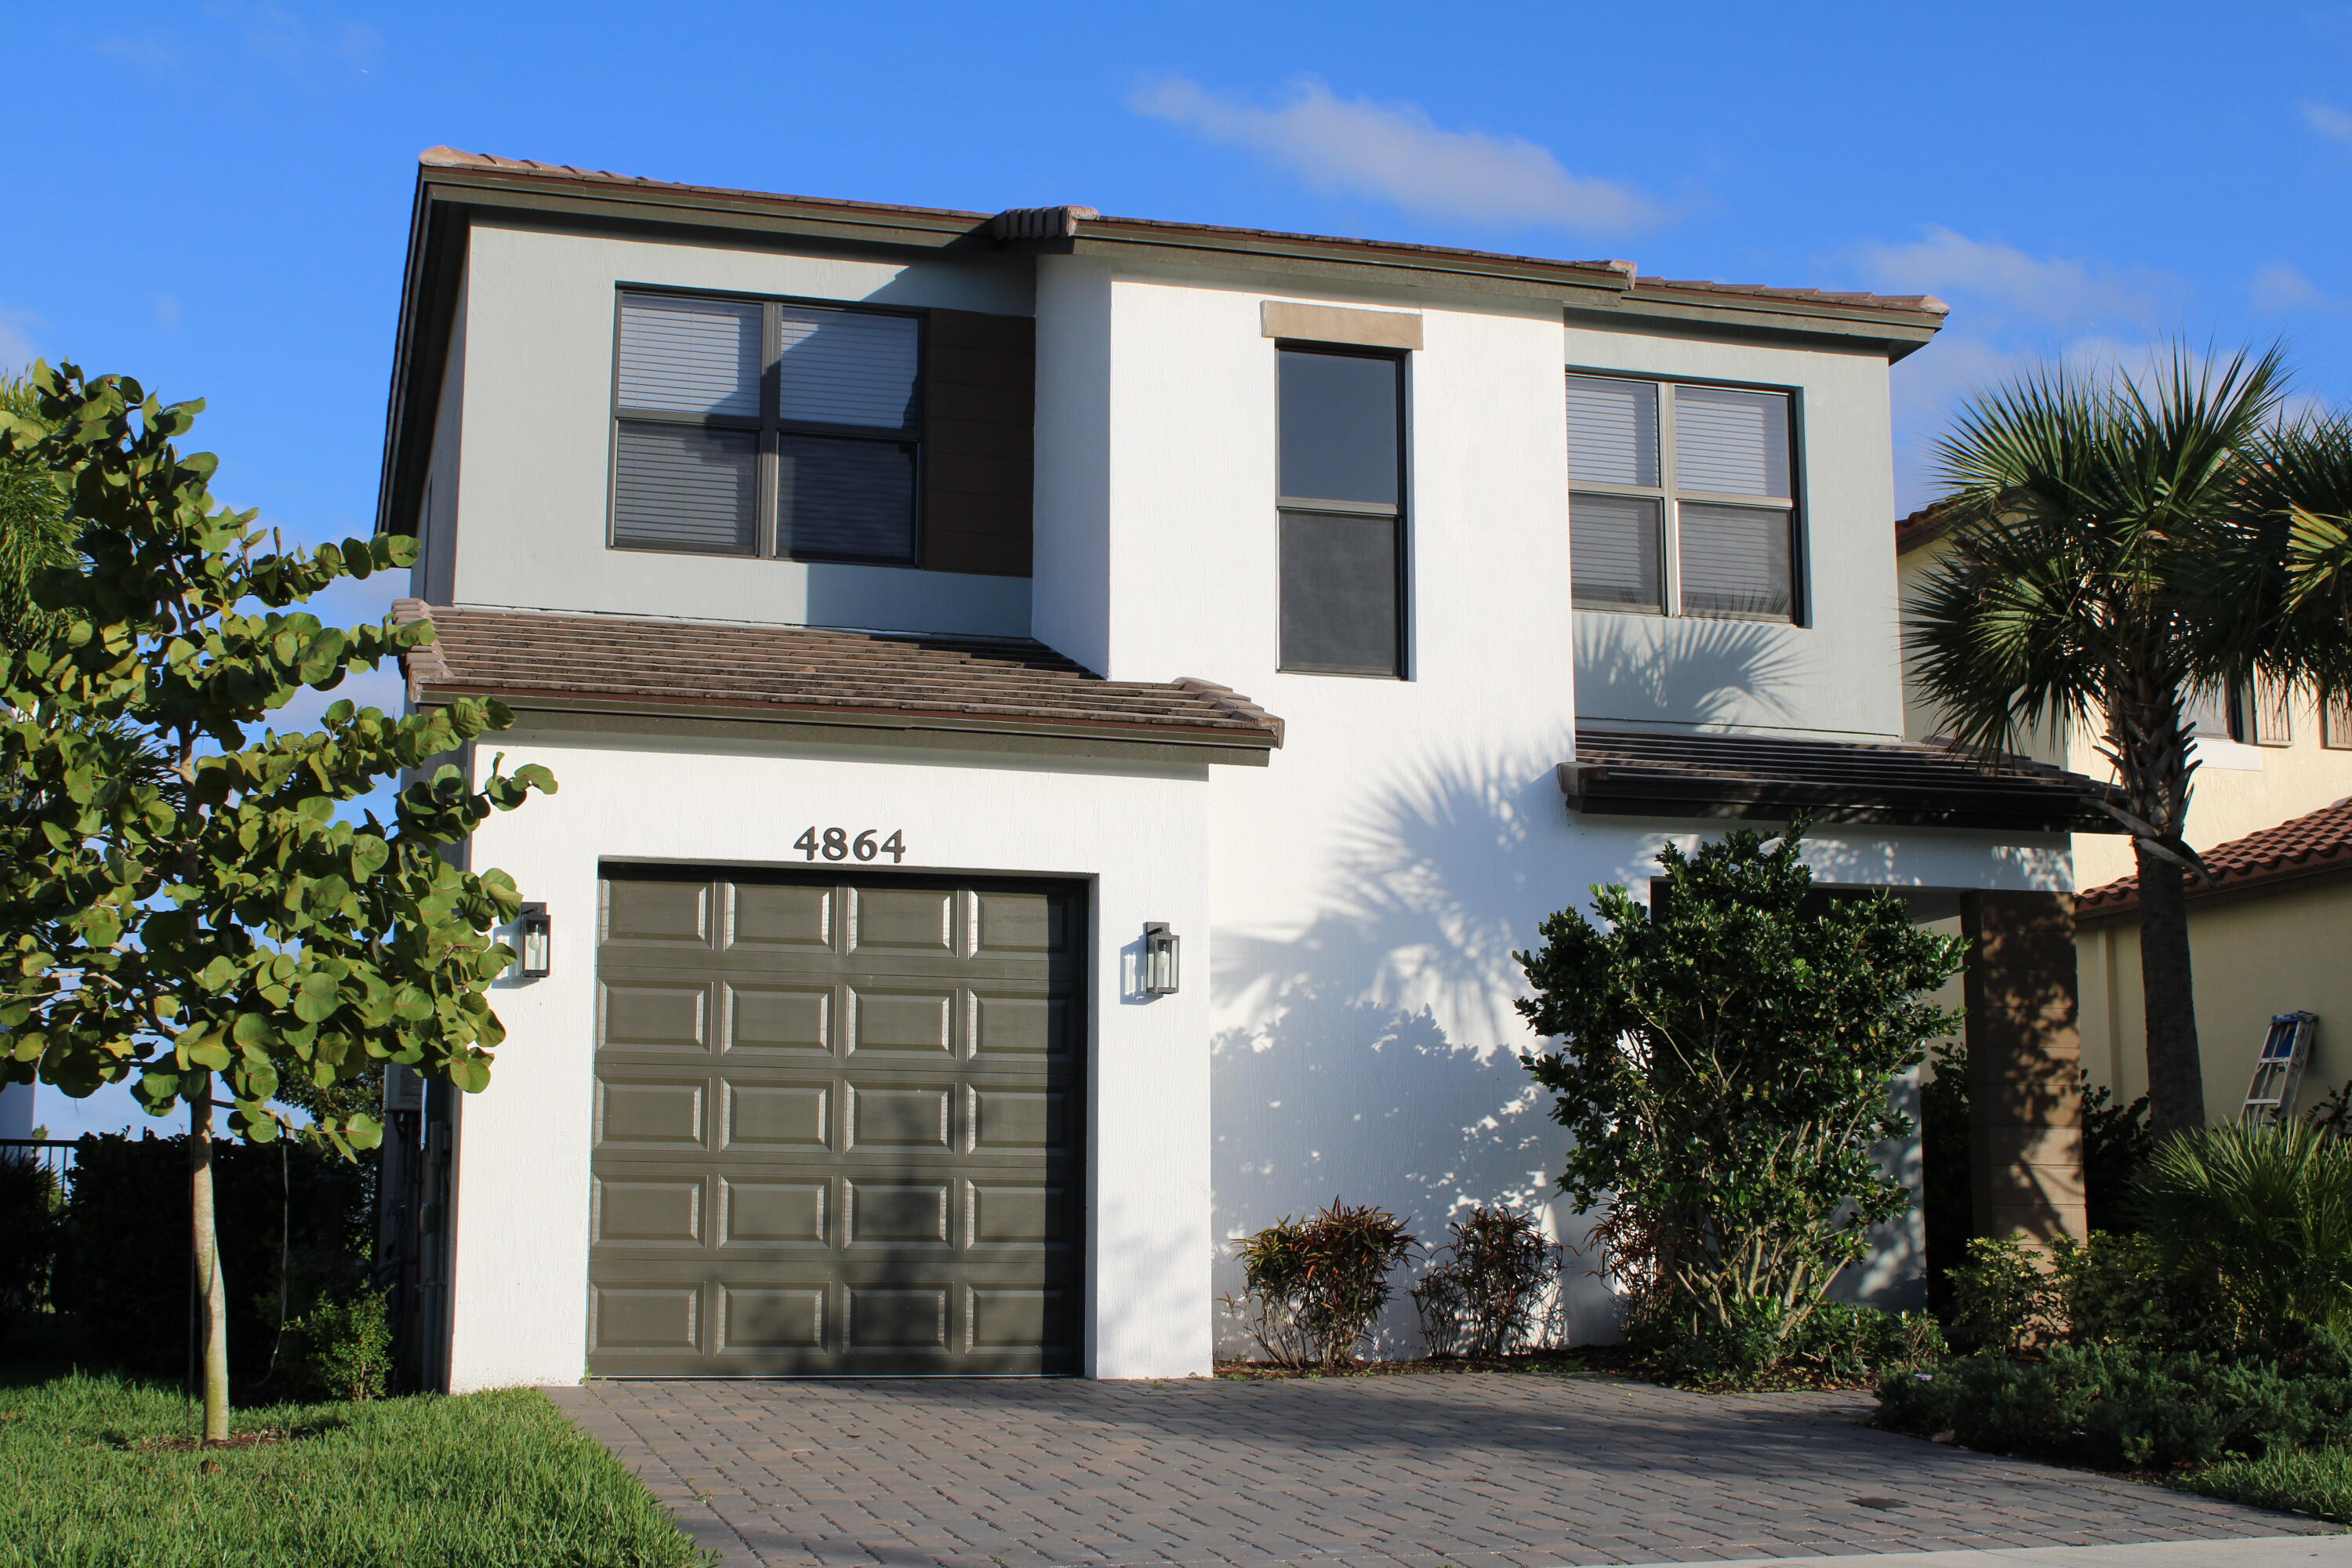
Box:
[1410,1206,1562,1358]
[1793,1301,1945,1380]
[1229,1200,1416,1367]
[282,1289,394,1402]
[1944,1230,2201,1355]
[2082,1076,2156,1233]
[1878,1337,2352,1470]
[2140,1120,2352,1350]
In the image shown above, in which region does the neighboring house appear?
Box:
[1896,512,2352,1120]
[376,148,2114,1392]
[2076,800,2352,1124]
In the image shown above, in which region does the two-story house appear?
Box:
[376,149,2115,1392]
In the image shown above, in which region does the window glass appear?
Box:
[1566,376,1659,488]
[617,294,760,417]
[1568,494,1663,612]
[1673,386,1791,498]
[2185,682,2240,740]
[1279,350,1400,506]
[1279,513,1399,674]
[778,307,920,429]
[777,436,916,562]
[612,424,759,554]
[1678,503,1792,619]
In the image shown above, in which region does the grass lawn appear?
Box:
[2176,1449,2352,1526]
[0,1367,713,1567]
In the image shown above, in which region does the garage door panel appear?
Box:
[606,880,713,946]
[721,1178,829,1245]
[595,1178,706,1245]
[724,1083,833,1149]
[599,1080,707,1147]
[850,886,956,954]
[601,982,710,1053]
[593,870,1081,1376]
[727,985,832,1054]
[728,883,835,950]
[847,989,955,1054]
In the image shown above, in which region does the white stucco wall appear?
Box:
[1564,326,1904,739]
[434,223,1035,638]
[441,731,1216,1392]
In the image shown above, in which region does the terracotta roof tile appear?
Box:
[2077,797,2352,913]
[394,601,1283,750]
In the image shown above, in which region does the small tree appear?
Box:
[1516,825,1964,1378]
[0,365,553,1439]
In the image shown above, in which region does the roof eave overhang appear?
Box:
[1557,764,2118,836]
[408,682,1279,767]
[2075,855,2352,926]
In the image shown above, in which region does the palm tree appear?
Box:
[1907,346,2297,1134]
[0,374,77,648]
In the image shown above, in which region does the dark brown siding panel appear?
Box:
[922,310,1034,577]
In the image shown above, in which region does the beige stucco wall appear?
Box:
[2078,875,2352,1127]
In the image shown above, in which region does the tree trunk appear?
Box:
[190,1077,230,1444]
[2136,844,2206,1132]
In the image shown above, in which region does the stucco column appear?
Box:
[1960,890,2089,1246]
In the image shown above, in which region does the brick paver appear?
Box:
[545,1373,2320,1568]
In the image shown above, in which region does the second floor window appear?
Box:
[1278,347,1406,677]
[612,290,921,564]
[1566,373,1799,622]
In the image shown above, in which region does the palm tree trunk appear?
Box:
[190,1077,230,1443]
[2136,846,2206,1132]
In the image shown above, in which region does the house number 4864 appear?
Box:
[793,826,908,863]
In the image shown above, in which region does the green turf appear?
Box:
[0,1368,713,1567]
[2176,1447,2352,1525]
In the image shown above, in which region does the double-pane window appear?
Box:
[1566,374,1798,622]
[612,291,920,564]
[1279,348,1404,676]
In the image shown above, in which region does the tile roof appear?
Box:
[1562,727,2123,834]
[416,148,1946,323]
[1895,503,1955,555]
[393,601,1283,751]
[2076,797,2352,914]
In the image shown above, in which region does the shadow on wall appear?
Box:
[1571,612,1806,728]
[1212,747,1639,1357]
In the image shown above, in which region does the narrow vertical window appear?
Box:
[1277,348,1404,676]
[1566,372,1799,623]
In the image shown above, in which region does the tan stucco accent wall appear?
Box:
[2079,874,2352,1126]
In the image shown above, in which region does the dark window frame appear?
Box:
[1275,343,1410,679]
[1566,366,1808,626]
[607,284,928,567]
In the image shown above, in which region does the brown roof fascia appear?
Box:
[1895,503,1955,555]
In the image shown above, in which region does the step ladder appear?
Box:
[2240,1011,2321,1123]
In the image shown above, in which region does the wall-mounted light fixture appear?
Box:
[518,902,552,979]
[1142,921,1181,996]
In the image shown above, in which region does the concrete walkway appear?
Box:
[546,1373,2329,1568]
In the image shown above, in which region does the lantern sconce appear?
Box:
[518,902,553,979]
[1142,921,1181,996]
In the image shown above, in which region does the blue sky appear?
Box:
[11,0,2352,1134]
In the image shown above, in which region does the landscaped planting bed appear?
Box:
[0,1369,710,1568]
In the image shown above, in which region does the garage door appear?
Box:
[587,867,1084,1375]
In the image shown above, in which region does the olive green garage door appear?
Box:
[588,867,1084,1375]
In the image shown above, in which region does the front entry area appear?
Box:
[587,866,1085,1375]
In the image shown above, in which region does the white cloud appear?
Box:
[153,294,183,334]
[0,304,41,378]
[1131,78,1661,234]
[2249,261,2337,313]
[2303,100,2352,143]
[1857,227,2174,330]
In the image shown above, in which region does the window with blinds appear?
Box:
[1566,373,1798,622]
[611,290,920,564]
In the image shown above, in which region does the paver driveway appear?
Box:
[547,1373,2321,1568]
